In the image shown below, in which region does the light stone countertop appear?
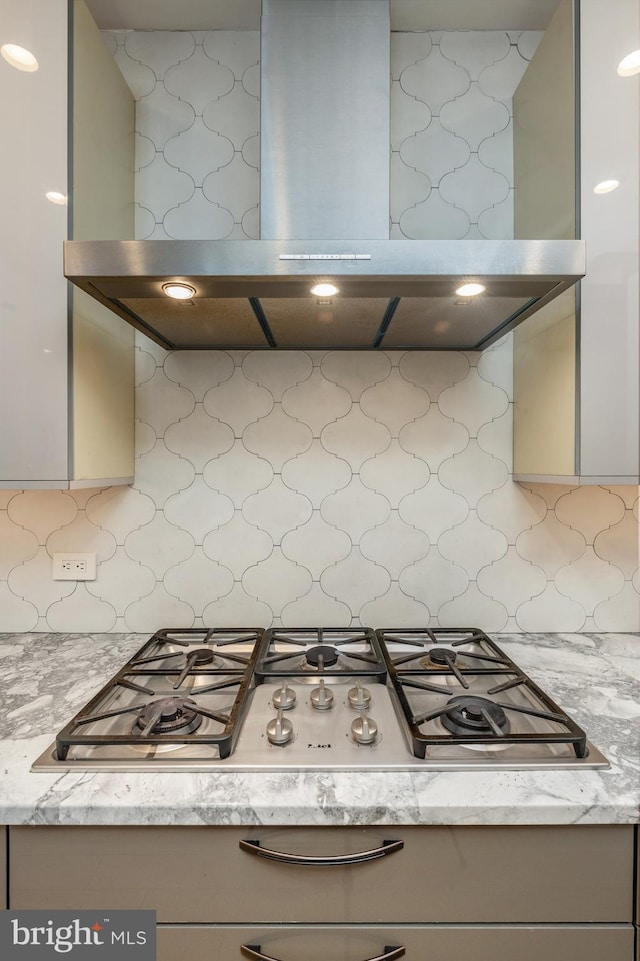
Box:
[0,632,638,826]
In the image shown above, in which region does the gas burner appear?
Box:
[441,696,510,737]
[304,645,340,669]
[422,647,457,668]
[133,697,203,736]
[189,648,218,666]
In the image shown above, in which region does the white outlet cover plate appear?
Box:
[52,552,97,581]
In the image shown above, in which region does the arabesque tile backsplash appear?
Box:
[0,28,637,633]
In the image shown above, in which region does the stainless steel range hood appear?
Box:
[64,0,585,350]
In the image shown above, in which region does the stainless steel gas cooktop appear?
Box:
[32,627,609,772]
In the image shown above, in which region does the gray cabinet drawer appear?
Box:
[157,925,635,961]
[10,824,634,924]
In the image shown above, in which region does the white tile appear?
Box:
[164,45,234,114]
[136,367,195,435]
[86,548,155,615]
[440,84,510,152]
[164,350,234,401]
[476,407,513,468]
[438,440,508,508]
[399,351,470,399]
[135,206,159,239]
[399,551,469,614]
[517,31,544,61]
[8,548,75,611]
[136,154,194,219]
[438,582,508,632]
[242,476,312,544]
[242,133,260,170]
[391,32,432,82]
[321,407,391,471]
[477,332,513,398]
[125,512,195,578]
[440,155,510,223]
[516,514,586,576]
[399,120,470,185]
[243,407,312,471]
[124,584,195,632]
[320,551,391,615]
[202,82,259,148]
[0,491,16,510]
[163,547,233,615]
[0,582,38,632]
[399,188,470,239]
[7,491,77,544]
[360,441,430,507]
[202,31,259,81]
[515,585,586,633]
[477,482,547,543]
[163,190,235,240]
[390,152,431,224]
[164,406,234,472]
[440,31,510,82]
[134,132,157,171]
[0,514,37,579]
[281,513,351,579]
[202,153,259,221]
[400,46,470,114]
[242,62,260,98]
[390,79,432,151]
[202,512,272,578]
[164,119,235,187]
[202,583,273,628]
[555,486,627,544]
[115,46,156,98]
[203,443,273,507]
[321,478,391,542]
[136,346,157,386]
[203,368,273,434]
[360,513,429,578]
[399,478,469,541]
[242,548,312,616]
[478,45,531,104]
[282,368,352,435]
[164,476,234,542]
[360,583,430,628]
[360,369,429,436]
[124,30,196,81]
[603,485,639,509]
[517,482,576,510]
[135,442,196,508]
[248,354,312,389]
[555,548,626,616]
[46,584,117,633]
[399,407,469,470]
[320,352,391,400]
[477,126,514,184]
[438,512,508,578]
[593,582,640,632]
[47,515,116,563]
[477,196,514,239]
[439,368,509,437]
[85,486,156,546]
[281,441,352,508]
[281,584,352,628]
[476,547,546,614]
[593,512,639,577]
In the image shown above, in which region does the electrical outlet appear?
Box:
[52,552,97,581]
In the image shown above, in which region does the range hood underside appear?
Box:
[65,238,585,351]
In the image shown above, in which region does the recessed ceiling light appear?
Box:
[310,283,339,297]
[593,179,620,194]
[617,49,640,76]
[455,283,485,297]
[45,191,67,205]
[162,282,196,300]
[1,43,39,72]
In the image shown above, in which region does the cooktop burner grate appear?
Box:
[254,627,387,683]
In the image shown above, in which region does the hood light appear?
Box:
[45,191,67,205]
[1,43,39,72]
[455,283,485,297]
[162,282,196,300]
[593,179,620,194]
[310,283,339,297]
[617,49,640,76]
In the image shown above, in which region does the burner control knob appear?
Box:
[310,679,334,711]
[272,682,297,711]
[347,680,371,710]
[266,709,294,746]
[351,710,378,745]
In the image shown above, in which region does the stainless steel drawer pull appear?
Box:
[241,944,405,961]
[239,837,404,865]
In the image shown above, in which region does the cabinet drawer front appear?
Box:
[157,925,635,961]
[10,825,634,924]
